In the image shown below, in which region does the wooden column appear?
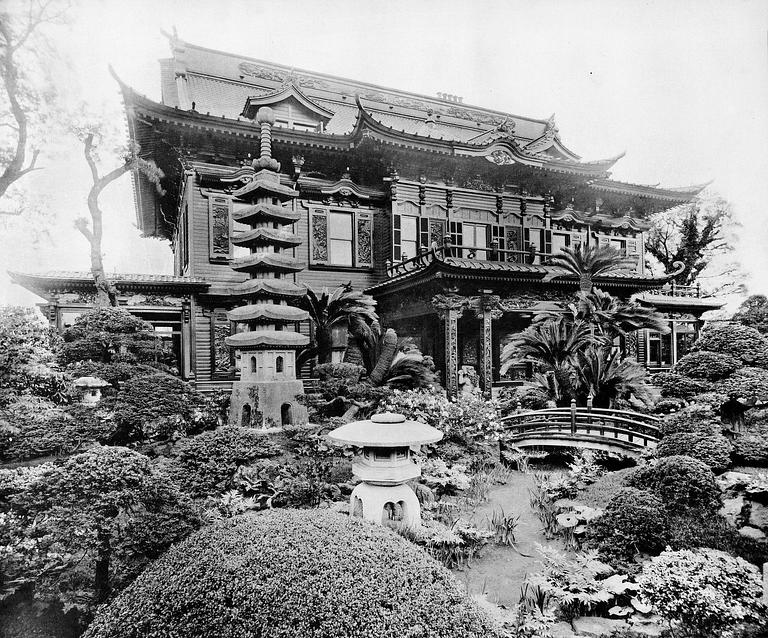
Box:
[432,294,467,398]
[474,294,502,397]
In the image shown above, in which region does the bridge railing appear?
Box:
[501,400,661,449]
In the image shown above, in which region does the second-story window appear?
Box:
[309,207,374,269]
[463,223,487,259]
[400,216,418,261]
[329,212,353,266]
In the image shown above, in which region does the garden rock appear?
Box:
[571,617,630,637]
[738,525,766,540]
[717,471,753,493]
[550,621,578,637]
[720,495,745,526]
[748,502,768,529]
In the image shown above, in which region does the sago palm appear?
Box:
[576,346,653,408]
[577,288,670,339]
[501,317,593,373]
[299,283,379,365]
[548,244,635,293]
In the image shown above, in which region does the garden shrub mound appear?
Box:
[693,323,768,367]
[673,350,740,381]
[83,509,503,638]
[656,432,732,473]
[716,366,768,403]
[627,455,721,512]
[732,408,768,465]
[653,372,711,400]
[659,404,722,436]
[638,547,766,637]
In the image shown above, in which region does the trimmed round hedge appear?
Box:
[715,367,768,403]
[693,323,768,367]
[673,350,739,381]
[653,372,710,400]
[83,509,503,638]
[659,404,722,436]
[656,432,732,473]
[627,455,721,512]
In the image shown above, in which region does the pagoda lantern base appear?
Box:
[350,482,421,527]
[229,379,308,429]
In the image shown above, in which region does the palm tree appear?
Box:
[362,329,436,389]
[576,346,653,408]
[298,283,379,365]
[501,317,593,372]
[547,244,635,293]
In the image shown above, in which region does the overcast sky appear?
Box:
[2,0,767,307]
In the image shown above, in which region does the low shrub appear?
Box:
[162,427,280,498]
[715,367,768,403]
[314,362,365,382]
[637,547,766,637]
[656,432,732,473]
[693,322,768,367]
[587,487,669,565]
[627,455,721,512]
[690,391,729,413]
[64,361,161,386]
[673,350,739,381]
[659,403,722,436]
[652,372,710,400]
[83,510,504,638]
[497,385,551,413]
[652,397,686,414]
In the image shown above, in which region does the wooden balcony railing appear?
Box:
[644,281,703,298]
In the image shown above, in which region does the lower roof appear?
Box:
[9,271,210,298]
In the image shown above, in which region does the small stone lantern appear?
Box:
[73,376,110,405]
[327,412,443,527]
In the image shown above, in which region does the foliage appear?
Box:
[637,548,766,637]
[659,403,722,436]
[673,350,739,381]
[0,396,115,462]
[360,329,437,389]
[0,446,199,618]
[693,322,768,367]
[525,545,637,621]
[715,366,768,403]
[652,397,687,414]
[59,308,172,367]
[587,488,670,565]
[645,194,739,291]
[656,432,732,473]
[732,412,768,465]
[299,283,379,365]
[548,244,635,293]
[161,426,280,498]
[314,362,365,382]
[732,294,768,334]
[497,384,551,412]
[653,371,711,400]
[380,387,502,440]
[0,306,65,405]
[397,520,494,570]
[576,346,653,408]
[627,455,721,513]
[112,372,209,441]
[83,509,504,638]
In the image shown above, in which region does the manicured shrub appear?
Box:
[638,548,766,637]
[690,391,729,413]
[653,372,710,400]
[83,509,503,638]
[64,360,160,386]
[588,487,669,564]
[659,403,722,436]
[113,372,207,440]
[673,350,739,381]
[656,432,732,473]
[693,322,768,367]
[498,385,551,412]
[627,455,721,512]
[715,367,768,403]
[162,427,280,497]
[314,362,365,382]
[652,397,686,414]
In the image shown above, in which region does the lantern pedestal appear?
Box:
[350,482,421,527]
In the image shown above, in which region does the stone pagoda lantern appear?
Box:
[327,412,443,527]
[225,106,309,429]
[73,376,110,405]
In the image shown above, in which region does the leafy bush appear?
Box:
[64,360,160,386]
[59,308,172,367]
[656,432,732,473]
[162,427,280,498]
[314,362,365,382]
[588,487,669,565]
[83,509,504,638]
[653,372,710,400]
[380,388,502,440]
[0,396,116,462]
[733,294,768,335]
[638,548,766,637]
[659,403,722,436]
[498,385,551,413]
[715,366,768,403]
[694,322,768,367]
[652,397,686,414]
[0,446,199,618]
[627,455,721,512]
[691,391,729,413]
[0,306,65,406]
[673,350,739,380]
[112,372,208,441]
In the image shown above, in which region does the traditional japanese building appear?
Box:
[10,35,723,410]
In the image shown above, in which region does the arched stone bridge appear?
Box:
[501,404,660,456]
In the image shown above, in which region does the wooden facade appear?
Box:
[11,36,723,395]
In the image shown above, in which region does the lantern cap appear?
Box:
[327,412,443,448]
[73,376,110,388]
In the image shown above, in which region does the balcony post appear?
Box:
[473,294,502,398]
[432,293,468,398]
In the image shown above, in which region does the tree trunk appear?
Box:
[579,275,592,294]
[343,335,364,366]
[316,329,333,364]
[94,528,111,603]
[369,328,398,386]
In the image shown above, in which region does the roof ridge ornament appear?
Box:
[253,107,280,172]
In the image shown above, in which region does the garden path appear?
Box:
[454,471,565,607]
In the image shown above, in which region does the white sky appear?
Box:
[2,0,767,307]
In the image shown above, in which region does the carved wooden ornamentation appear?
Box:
[432,294,468,398]
[211,309,233,376]
[309,208,329,264]
[209,196,232,262]
[355,212,373,267]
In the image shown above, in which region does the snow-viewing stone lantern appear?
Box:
[327,412,443,527]
[73,376,110,405]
